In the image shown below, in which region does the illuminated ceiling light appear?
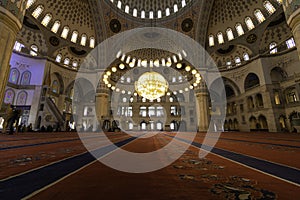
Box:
[128,91,132,95]
[107,84,112,88]
[173,91,177,95]
[167,92,171,96]
[182,50,187,57]
[192,69,197,75]
[166,57,172,67]
[195,73,201,78]
[189,85,194,89]
[106,71,111,76]
[154,59,160,67]
[116,88,120,92]
[134,92,138,96]
[129,62,135,68]
[185,88,189,92]
[122,90,126,94]
[176,63,182,69]
[103,75,108,79]
[119,63,125,69]
[111,86,116,90]
[185,65,191,72]
[135,72,169,101]
[112,67,117,72]
[193,83,198,87]
[179,90,183,93]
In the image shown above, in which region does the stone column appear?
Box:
[0,0,26,105]
[283,0,300,59]
[195,83,209,132]
[96,83,109,126]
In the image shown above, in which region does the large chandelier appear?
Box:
[135,72,169,101]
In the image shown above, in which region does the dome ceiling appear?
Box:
[107,0,194,19]
[16,0,292,71]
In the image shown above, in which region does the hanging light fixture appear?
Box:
[135,72,169,101]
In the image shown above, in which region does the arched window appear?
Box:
[4,89,15,104]
[26,0,36,9]
[51,21,61,33]
[30,45,38,56]
[235,23,244,36]
[17,91,27,105]
[165,8,170,16]
[263,1,276,15]
[52,80,59,93]
[9,68,20,84]
[209,35,215,47]
[13,41,24,52]
[125,5,130,13]
[128,122,133,130]
[89,37,95,48]
[32,5,44,18]
[157,10,162,18]
[174,4,178,12]
[117,0,122,8]
[72,61,78,68]
[270,42,277,54]
[56,54,62,63]
[243,53,250,61]
[235,57,241,65]
[255,93,264,107]
[245,17,255,30]
[21,71,31,85]
[80,34,87,46]
[141,10,145,18]
[71,31,78,43]
[254,9,265,23]
[286,38,296,49]
[226,60,232,68]
[217,32,224,44]
[41,13,52,26]
[133,8,138,17]
[149,11,154,19]
[226,28,234,41]
[64,58,70,65]
[244,73,260,90]
[61,26,70,39]
[156,121,163,130]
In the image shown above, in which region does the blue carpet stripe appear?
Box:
[0,137,136,199]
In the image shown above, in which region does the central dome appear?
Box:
[108,0,193,19]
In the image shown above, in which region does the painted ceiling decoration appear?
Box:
[9,0,295,71]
